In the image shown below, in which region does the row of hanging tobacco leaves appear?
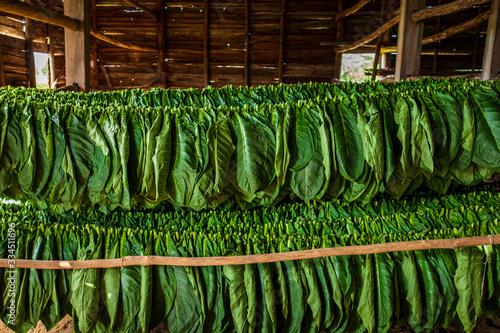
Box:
[1,187,500,333]
[0,79,499,212]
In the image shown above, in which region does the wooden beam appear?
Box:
[0,23,47,43]
[335,14,400,53]
[90,28,158,53]
[395,0,426,81]
[278,0,287,83]
[0,39,5,86]
[157,0,166,88]
[65,0,90,91]
[244,0,249,86]
[335,0,371,21]
[0,0,79,31]
[89,0,98,87]
[483,0,500,79]
[412,0,491,22]
[333,0,344,80]
[123,0,158,21]
[203,0,209,87]
[422,11,490,45]
[25,0,36,88]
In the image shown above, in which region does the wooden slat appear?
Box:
[335,0,371,21]
[123,0,158,21]
[412,0,491,22]
[244,0,249,86]
[395,0,426,81]
[423,11,490,45]
[278,0,286,83]
[483,0,500,79]
[157,0,166,88]
[203,0,209,87]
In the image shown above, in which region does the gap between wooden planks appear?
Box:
[0,235,498,269]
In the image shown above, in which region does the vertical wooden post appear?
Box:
[0,39,5,87]
[278,0,286,83]
[333,0,344,80]
[47,7,56,87]
[244,0,249,86]
[482,0,500,80]
[64,0,90,91]
[432,0,442,73]
[157,0,167,88]
[203,0,210,87]
[25,0,36,88]
[372,0,389,81]
[394,0,426,81]
[90,0,99,87]
[472,5,483,72]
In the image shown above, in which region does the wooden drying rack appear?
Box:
[0,235,498,270]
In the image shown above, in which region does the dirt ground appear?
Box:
[0,315,499,333]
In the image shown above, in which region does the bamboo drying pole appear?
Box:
[0,235,498,269]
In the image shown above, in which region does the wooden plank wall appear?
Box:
[0,0,494,89]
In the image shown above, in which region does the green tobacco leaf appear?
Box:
[289,102,320,172]
[393,96,411,178]
[333,99,364,181]
[375,253,394,333]
[223,264,248,333]
[471,88,500,171]
[274,106,291,187]
[208,113,235,193]
[232,111,276,195]
[357,254,376,333]
[454,247,484,333]
[434,92,463,164]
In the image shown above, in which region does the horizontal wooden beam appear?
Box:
[335,0,371,21]
[0,23,47,43]
[123,0,158,21]
[0,235,498,269]
[90,28,158,53]
[0,0,79,30]
[412,0,491,22]
[335,14,400,53]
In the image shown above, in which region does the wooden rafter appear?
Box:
[204,0,210,87]
[335,0,371,21]
[412,0,491,22]
[244,0,249,86]
[335,14,400,53]
[90,28,157,53]
[422,10,490,45]
[123,0,158,21]
[278,0,287,83]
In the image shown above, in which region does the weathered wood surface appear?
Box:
[483,0,500,79]
[335,0,371,21]
[0,235,498,269]
[123,0,158,21]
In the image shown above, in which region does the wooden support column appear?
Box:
[47,0,56,87]
[157,0,167,88]
[244,0,249,86]
[482,0,500,80]
[395,0,426,81]
[25,0,36,88]
[0,39,5,86]
[333,0,344,80]
[90,0,98,87]
[372,0,389,80]
[64,0,90,91]
[278,0,286,83]
[203,0,209,87]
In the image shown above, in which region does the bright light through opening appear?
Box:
[34,52,50,89]
[340,53,376,82]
